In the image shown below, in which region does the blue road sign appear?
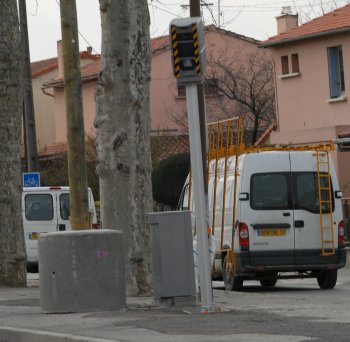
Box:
[23,172,40,187]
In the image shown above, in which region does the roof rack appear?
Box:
[207,117,336,161]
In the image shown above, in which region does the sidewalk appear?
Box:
[0,251,349,342]
[0,281,313,342]
[0,282,325,342]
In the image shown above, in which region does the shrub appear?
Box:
[152,153,190,209]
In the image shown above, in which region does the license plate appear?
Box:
[30,232,40,240]
[258,229,286,237]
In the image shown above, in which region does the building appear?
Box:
[31,42,98,149]
[38,26,269,160]
[260,4,350,196]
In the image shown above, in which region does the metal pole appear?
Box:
[189,0,209,221]
[186,84,213,313]
[18,0,39,172]
[60,0,90,230]
[218,0,221,27]
[189,0,213,313]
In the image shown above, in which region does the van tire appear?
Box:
[260,276,277,287]
[223,256,243,291]
[317,270,337,289]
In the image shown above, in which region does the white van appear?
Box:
[22,186,98,269]
[180,150,347,291]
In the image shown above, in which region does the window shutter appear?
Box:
[328,47,340,98]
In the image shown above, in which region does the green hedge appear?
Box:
[152,153,190,209]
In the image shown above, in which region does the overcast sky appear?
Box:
[26,0,349,62]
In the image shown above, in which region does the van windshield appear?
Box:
[25,194,54,221]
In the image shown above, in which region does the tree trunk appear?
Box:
[95,0,153,295]
[0,0,27,287]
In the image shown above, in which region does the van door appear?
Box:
[56,189,96,230]
[290,151,338,264]
[23,190,58,263]
[241,152,295,266]
[57,191,72,231]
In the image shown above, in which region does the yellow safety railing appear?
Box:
[187,116,337,276]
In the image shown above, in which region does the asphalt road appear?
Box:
[18,267,350,342]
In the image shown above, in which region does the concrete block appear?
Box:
[38,229,125,313]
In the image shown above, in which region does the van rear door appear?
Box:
[56,188,97,230]
[241,152,295,266]
[57,190,72,231]
[290,151,338,264]
[23,189,58,263]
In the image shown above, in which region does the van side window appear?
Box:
[25,194,54,221]
[293,172,333,213]
[59,194,70,220]
[251,173,290,210]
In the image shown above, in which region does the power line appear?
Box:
[148,1,183,17]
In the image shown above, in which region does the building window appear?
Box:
[328,46,345,98]
[177,78,218,97]
[291,53,299,73]
[281,55,289,75]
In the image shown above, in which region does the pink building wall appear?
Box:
[271,33,350,136]
[54,29,266,139]
[267,33,350,195]
[54,82,96,143]
[150,29,265,131]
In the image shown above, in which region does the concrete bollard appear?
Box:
[38,229,125,313]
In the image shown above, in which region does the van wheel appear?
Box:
[223,256,243,291]
[317,270,337,289]
[260,275,277,287]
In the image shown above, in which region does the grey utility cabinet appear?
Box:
[149,211,196,298]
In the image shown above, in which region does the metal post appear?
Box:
[186,84,213,313]
[218,0,221,27]
[60,0,90,230]
[189,1,208,186]
[189,0,212,312]
[18,0,39,172]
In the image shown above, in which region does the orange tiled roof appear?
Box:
[338,131,350,139]
[39,141,67,157]
[31,57,59,78]
[151,133,189,161]
[150,26,259,52]
[260,4,350,47]
[40,134,190,159]
[31,51,99,79]
[46,60,101,88]
[44,36,170,87]
[151,35,170,52]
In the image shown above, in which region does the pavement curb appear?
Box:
[0,326,119,342]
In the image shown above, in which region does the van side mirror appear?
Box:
[335,191,343,199]
[239,193,249,201]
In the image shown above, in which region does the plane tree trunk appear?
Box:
[95,0,153,295]
[0,0,27,286]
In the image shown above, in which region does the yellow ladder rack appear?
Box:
[204,117,337,260]
[315,151,335,256]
